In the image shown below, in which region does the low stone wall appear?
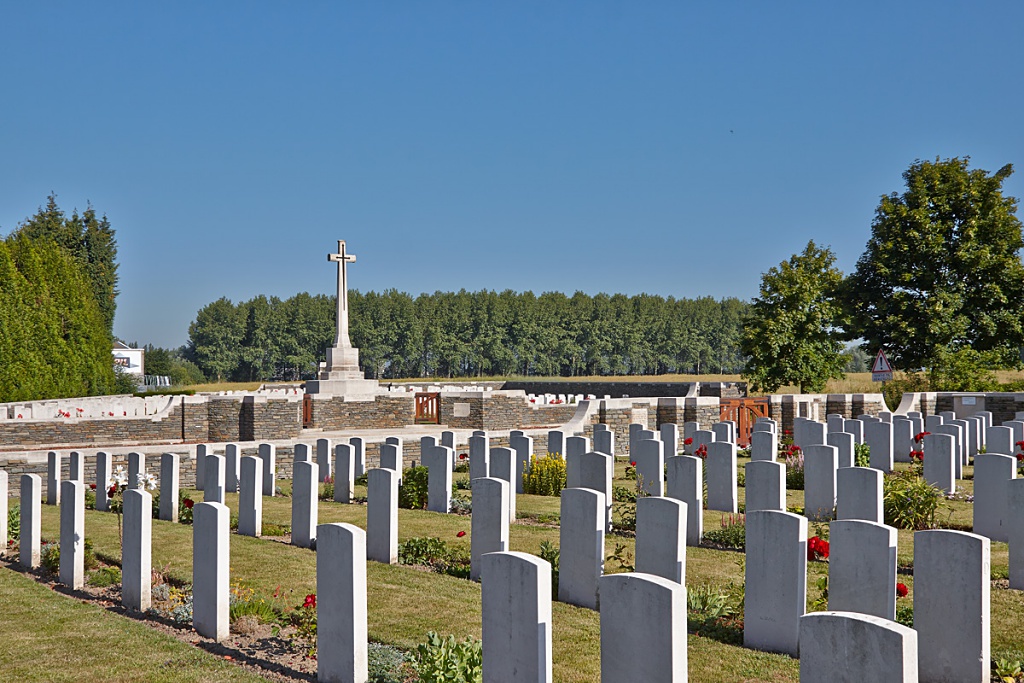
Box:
[306,394,414,431]
[440,392,578,431]
[499,380,745,399]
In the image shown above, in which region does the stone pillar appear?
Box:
[594,428,615,458]
[259,443,276,496]
[204,454,226,504]
[635,497,686,583]
[238,456,263,537]
[829,519,897,620]
[923,433,955,494]
[510,434,533,493]
[224,443,240,494]
[666,455,703,545]
[316,438,333,483]
[799,612,917,683]
[95,451,113,511]
[633,438,664,497]
[745,460,785,512]
[973,453,1015,542]
[481,551,553,683]
[424,445,452,514]
[195,444,210,491]
[350,437,366,478]
[744,510,807,656]
[69,451,84,482]
[470,478,510,581]
[803,444,838,522]
[128,451,145,490]
[367,469,398,564]
[19,474,41,568]
[158,453,179,522]
[558,488,604,609]
[1011,478,1024,590]
[122,488,152,611]
[706,441,737,513]
[751,431,777,462]
[193,501,230,642]
[826,431,855,469]
[316,522,368,683]
[915,529,990,683]
[469,434,490,479]
[599,573,686,682]
[292,461,319,548]
[836,466,883,523]
[46,451,62,505]
[489,447,517,523]
[59,480,85,589]
[334,444,355,504]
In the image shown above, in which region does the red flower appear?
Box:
[695,444,708,459]
[459,453,468,460]
[914,431,930,443]
[76,407,83,412]
[683,437,693,446]
[303,593,316,609]
[630,461,636,467]
[108,412,114,417]
[788,445,802,454]
[108,485,117,498]
[183,498,194,509]
[1017,453,1024,463]
[783,429,793,436]
[456,530,466,538]
[807,536,830,561]
[16,414,22,419]
[896,583,908,598]
[89,483,97,490]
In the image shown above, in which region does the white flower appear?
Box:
[144,473,159,491]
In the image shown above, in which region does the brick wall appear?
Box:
[308,394,413,431]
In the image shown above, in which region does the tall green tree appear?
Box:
[15,194,119,335]
[187,297,244,381]
[844,157,1024,370]
[742,241,846,393]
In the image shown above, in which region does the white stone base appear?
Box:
[304,378,381,398]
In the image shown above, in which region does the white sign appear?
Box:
[871,350,893,382]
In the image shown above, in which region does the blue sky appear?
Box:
[2,2,1022,348]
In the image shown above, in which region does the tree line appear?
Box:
[183,291,750,382]
[0,195,125,401]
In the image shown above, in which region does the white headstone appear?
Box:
[827,431,855,469]
[744,510,807,656]
[489,447,517,524]
[599,573,687,682]
[238,456,263,537]
[424,445,452,514]
[159,453,179,522]
[95,451,113,511]
[195,444,210,491]
[547,430,566,458]
[316,523,368,683]
[803,444,838,522]
[46,451,62,505]
[828,520,897,620]
[224,443,240,494]
[865,421,893,473]
[836,466,883,524]
[58,480,85,589]
[1010,479,1024,590]
[594,428,615,459]
[706,441,738,513]
[258,443,276,496]
[973,453,1015,542]
[986,425,1013,455]
[193,501,230,641]
[510,434,533,494]
[666,455,703,546]
[750,430,777,462]
[350,437,367,478]
[470,478,510,581]
[635,497,687,584]
[745,460,786,512]
[291,461,319,548]
[316,437,333,482]
[922,433,955,494]
[481,552,553,682]
[633,438,664,497]
[122,488,152,611]
[333,444,355,504]
[843,419,864,444]
[367,468,398,564]
[469,434,490,479]
[204,454,226,504]
[19,474,41,568]
[660,423,679,457]
[558,488,605,609]
[799,612,917,683]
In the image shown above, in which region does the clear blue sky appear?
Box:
[2,2,1022,348]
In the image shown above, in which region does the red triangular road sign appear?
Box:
[872,350,893,374]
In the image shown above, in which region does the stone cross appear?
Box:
[328,240,357,348]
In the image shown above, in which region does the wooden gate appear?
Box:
[415,392,440,424]
[719,397,770,447]
[302,394,313,428]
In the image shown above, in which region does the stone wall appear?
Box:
[499,380,744,399]
[307,394,414,431]
[440,392,577,431]
[0,400,189,448]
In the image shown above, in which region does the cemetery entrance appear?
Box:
[719,397,769,447]
[415,392,440,424]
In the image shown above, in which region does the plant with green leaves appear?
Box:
[538,541,559,595]
[742,240,847,393]
[522,454,566,496]
[854,442,871,467]
[884,470,942,530]
[413,632,482,683]
[7,502,19,542]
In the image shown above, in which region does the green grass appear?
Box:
[0,568,265,682]
[6,455,1020,682]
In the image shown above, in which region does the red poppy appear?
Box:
[459,453,468,460]
[457,530,466,538]
[683,437,693,446]
[630,461,636,467]
[303,593,316,609]
[896,583,908,598]
[183,498,194,509]
[89,483,97,490]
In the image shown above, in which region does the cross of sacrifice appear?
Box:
[328,240,357,347]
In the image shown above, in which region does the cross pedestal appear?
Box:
[304,240,380,399]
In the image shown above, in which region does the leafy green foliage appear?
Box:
[845,157,1024,371]
[87,566,121,587]
[413,631,483,683]
[398,466,430,510]
[884,470,942,530]
[703,516,746,550]
[742,241,847,393]
[854,442,871,468]
[398,537,471,579]
[368,642,415,683]
[522,455,566,496]
[8,503,19,541]
[538,541,559,595]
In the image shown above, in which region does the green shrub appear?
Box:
[703,516,746,550]
[368,642,415,683]
[522,455,566,496]
[413,631,483,683]
[230,595,280,625]
[87,565,121,587]
[320,477,335,501]
[538,541,559,595]
[895,602,914,628]
[398,537,471,579]
[882,372,929,411]
[8,502,19,541]
[612,485,636,503]
[262,522,290,536]
[178,491,195,525]
[399,466,430,509]
[785,453,805,490]
[687,583,735,620]
[854,442,871,467]
[884,470,942,530]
